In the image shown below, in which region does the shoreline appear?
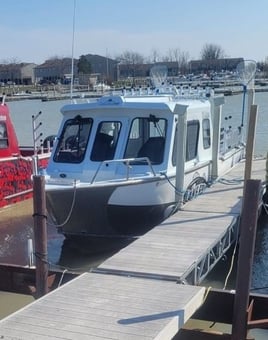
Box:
[2,82,268,102]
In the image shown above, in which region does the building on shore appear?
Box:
[0,56,245,87]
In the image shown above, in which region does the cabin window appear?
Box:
[91,121,121,161]
[172,120,199,165]
[186,121,199,161]
[0,122,8,149]
[202,118,211,149]
[53,116,92,163]
[124,116,166,164]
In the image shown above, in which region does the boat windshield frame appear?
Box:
[53,115,92,163]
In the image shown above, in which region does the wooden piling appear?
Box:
[244,104,258,182]
[33,175,48,298]
[231,179,262,340]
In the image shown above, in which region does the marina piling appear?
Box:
[244,105,258,182]
[33,175,48,298]
[231,179,262,340]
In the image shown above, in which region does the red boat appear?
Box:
[0,96,52,207]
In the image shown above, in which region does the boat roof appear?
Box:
[61,89,212,117]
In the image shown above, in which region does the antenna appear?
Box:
[70,0,76,100]
[236,60,257,127]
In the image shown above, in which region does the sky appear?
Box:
[1,0,268,65]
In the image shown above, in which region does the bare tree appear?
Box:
[259,56,268,77]
[200,43,225,60]
[116,50,145,85]
[0,57,21,64]
[177,51,190,74]
[161,48,190,74]
[117,50,144,65]
[161,48,180,62]
[149,48,161,63]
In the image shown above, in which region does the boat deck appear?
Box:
[0,158,266,339]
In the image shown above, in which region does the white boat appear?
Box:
[93,83,111,92]
[45,66,245,239]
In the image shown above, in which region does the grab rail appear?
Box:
[91,157,157,184]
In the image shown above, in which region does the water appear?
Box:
[8,98,68,146]
[1,93,268,338]
[221,92,268,157]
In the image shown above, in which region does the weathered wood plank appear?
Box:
[0,273,206,340]
[98,212,236,279]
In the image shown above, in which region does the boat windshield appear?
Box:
[53,116,92,163]
[91,121,121,161]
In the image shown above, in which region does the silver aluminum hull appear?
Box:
[46,177,177,238]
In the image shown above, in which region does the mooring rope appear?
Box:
[46,179,77,228]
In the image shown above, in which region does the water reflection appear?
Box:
[0,199,134,272]
[0,200,35,266]
[252,213,268,294]
[1,199,268,283]
[202,212,268,292]
[57,236,133,272]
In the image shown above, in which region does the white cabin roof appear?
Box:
[61,93,212,117]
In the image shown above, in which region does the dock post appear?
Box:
[174,105,187,207]
[211,95,225,181]
[244,104,258,182]
[231,179,261,340]
[33,175,48,298]
[264,152,268,204]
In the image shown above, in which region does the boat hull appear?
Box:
[46,177,178,238]
[0,155,50,208]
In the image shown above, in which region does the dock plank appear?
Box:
[97,212,236,280]
[0,272,206,340]
[183,159,266,214]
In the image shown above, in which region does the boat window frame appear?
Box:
[172,120,200,165]
[202,118,211,149]
[53,116,92,163]
[90,120,122,162]
[124,116,167,164]
[186,120,200,161]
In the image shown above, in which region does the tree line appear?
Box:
[2,42,268,77]
[78,43,226,74]
[77,43,268,77]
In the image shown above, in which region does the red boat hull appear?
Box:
[0,155,49,207]
[0,97,51,207]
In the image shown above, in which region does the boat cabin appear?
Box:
[0,101,20,158]
[47,93,214,187]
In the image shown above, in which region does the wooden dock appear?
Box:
[96,158,265,285]
[0,158,266,339]
[0,273,206,339]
